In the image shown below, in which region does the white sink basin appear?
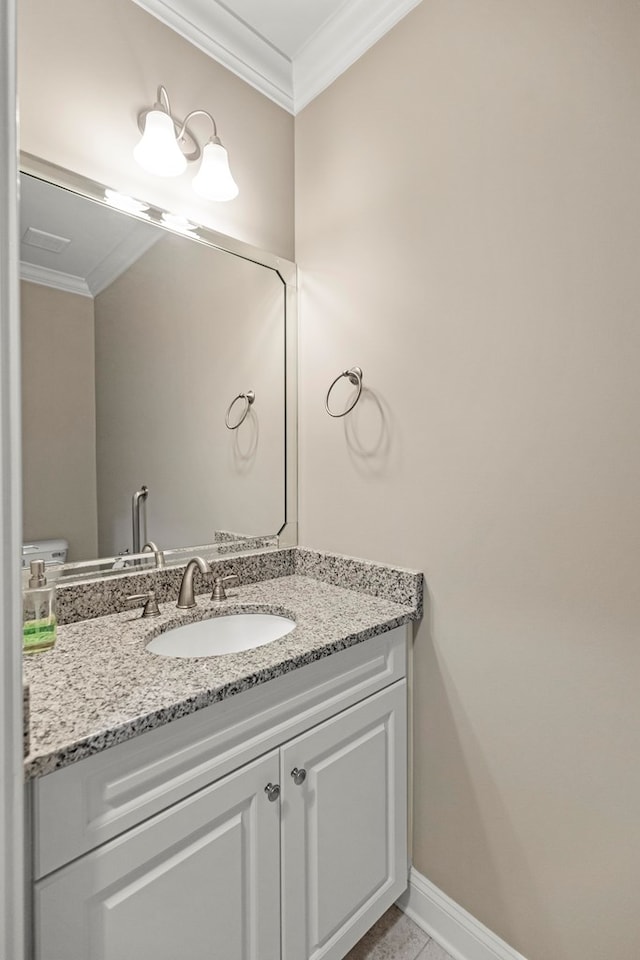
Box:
[146,613,295,658]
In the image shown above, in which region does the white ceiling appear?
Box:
[133,0,424,113]
[213,0,352,59]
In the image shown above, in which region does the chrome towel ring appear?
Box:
[325,366,363,418]
[225,390,255,429]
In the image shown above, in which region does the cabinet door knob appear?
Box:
[264,782,280,802]
[291,767,307,786]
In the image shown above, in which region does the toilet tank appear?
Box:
[22,538,69,569]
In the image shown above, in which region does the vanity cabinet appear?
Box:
[281,682,406,960]
[29,627,409,960]
[35,751,282,960]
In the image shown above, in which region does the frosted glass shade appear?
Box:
[133,110,187,177]
[192,139,239,201]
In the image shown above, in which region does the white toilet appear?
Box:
[21,538,68,570]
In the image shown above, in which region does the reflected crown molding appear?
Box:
[86,229,160,297]
[20,230,160,299]
[131,0,423,115]
[19,262,92,298]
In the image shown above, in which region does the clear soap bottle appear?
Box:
[23,559,57,654]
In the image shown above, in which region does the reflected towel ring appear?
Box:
[325,366,363,418]
[225,390,255,429]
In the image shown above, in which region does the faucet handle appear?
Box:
[211,574,239,603]
[126,591,160,618]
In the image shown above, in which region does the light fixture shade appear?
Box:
[133,110,187,177]
[192,139,239,201]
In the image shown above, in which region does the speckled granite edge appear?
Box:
[213,530,277,554]
[55,546,424,625]
[294,547,424,618]
[25,614,414,781]
[56,549,296,624]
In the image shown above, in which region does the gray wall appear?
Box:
[295,2,640,958]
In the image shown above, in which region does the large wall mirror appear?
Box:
[19,154,297,575]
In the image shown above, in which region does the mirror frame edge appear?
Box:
[19,151,298,566]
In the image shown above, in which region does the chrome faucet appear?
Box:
[142,540,165,569]
[177,557,210,609]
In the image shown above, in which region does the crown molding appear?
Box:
[134,0,423,115]
[293,0,424,112]
[132,0,294,113]
[86,229,160,297]
[19,224,159,299]
[20,262,92,298]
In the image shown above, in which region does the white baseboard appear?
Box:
[397,868,528,960]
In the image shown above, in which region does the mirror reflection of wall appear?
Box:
[20,174,286,563]
[21,280,99,562]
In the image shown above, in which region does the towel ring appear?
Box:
[225,390,255,429]
[325,366,363,418]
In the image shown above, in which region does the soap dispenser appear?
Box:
[23,559,57,654]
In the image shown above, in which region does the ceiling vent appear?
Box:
[22,227,71,254]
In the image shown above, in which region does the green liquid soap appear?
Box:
[23,614,57,654]
[23,559,57,655]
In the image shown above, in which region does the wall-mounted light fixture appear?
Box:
[133,85,239,202]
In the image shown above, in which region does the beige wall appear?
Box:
[18,0,294,259]
[94,233,285,556]
[295,2,640,958]
[21,281,98,561]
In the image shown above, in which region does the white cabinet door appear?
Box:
[35,751,281,960]
[281,680,407,960]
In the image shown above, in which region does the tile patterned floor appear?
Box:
[345,906,455,960]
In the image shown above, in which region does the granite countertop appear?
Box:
[23,572,420,780]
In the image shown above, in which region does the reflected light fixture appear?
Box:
[134,85,239,202]
[160,212,198,235]
[104,189,150,217]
